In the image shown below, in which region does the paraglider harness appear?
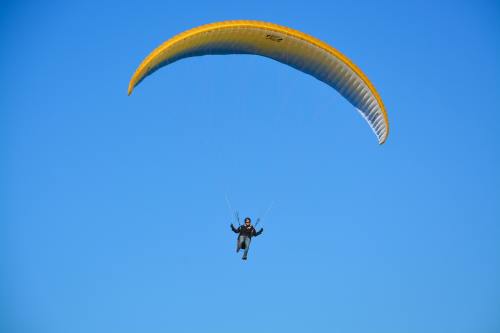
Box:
[231,223,263,248]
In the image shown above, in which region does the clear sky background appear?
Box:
[1,0,499,332]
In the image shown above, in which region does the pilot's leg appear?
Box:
[242,237,251,260]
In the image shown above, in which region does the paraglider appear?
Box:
[128,20,390,144]
[225,198,271,261]
[231,217,263,260]
[128,20,391,260]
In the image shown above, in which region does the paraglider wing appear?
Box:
[128,20,389,144]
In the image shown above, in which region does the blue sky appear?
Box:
[1,0,499,332]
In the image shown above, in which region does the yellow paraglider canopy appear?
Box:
[128,20,389,144]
